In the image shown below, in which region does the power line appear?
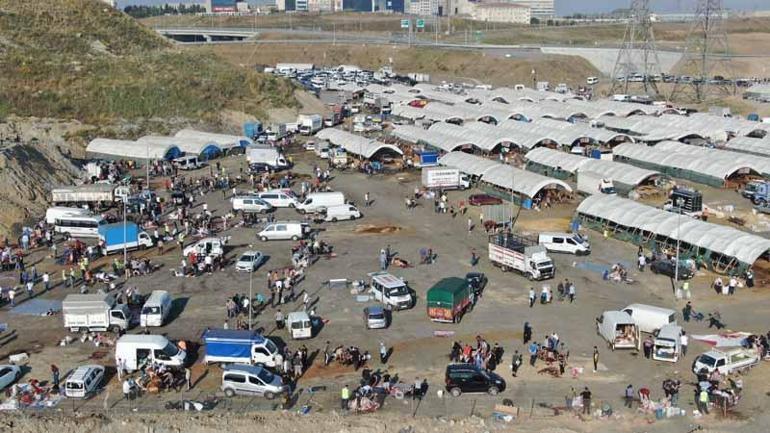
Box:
[610,0,663,97]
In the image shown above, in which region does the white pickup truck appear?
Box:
[692,348,760,375]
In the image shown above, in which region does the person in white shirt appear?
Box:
[637,254,646,271]
[680,331,688,356]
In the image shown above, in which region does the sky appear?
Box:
[116,0,770,16]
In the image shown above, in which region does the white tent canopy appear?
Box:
[315,129,402,159]
[438,151,501,177]
[526,148,659,186]
[137,135,221,157]
[577,194,770,265]
[483,164,572,198]
[86,138,181,160]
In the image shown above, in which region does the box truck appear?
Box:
[202,329,280,367]
[421,167,470,190]
[247,147,291,169]
[298,114,322,135]
[98,222,154,255]
[426,277,473,323]
[62,294,131,333]
[488,234,555,280]
[51,184,132,205]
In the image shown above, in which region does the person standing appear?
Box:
[467,217,473,233]
[682,301,692,322]
[379,341,388,364]
[592,346,599,373]
[697,388,709,414]
[643,336,653,359]
[528,287,535,308]
[8,287,15,307]
[511,350,522,377]
[523,322,532,344]
[42,272,50,292]
[580,387,592,415]
[680,331,688,357]
[25,279,34,299]
[341,384,351,410]
[728,276,737,295]
[51,365,60,392]
[528,341,538,367]
[568,282,576,303]
[275,309,284,329]
[745,268,755,288]
[624,384,634,408]
[364,192,370,207]
[637,254,646,271]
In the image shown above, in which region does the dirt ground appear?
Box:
[0,142,769,432]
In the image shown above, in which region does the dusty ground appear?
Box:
[0,143,768,432]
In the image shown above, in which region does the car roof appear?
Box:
[239,250,261,257]
[287,311,310,321]
[623,304,675,315]
[117,334,170,346]
[602,310,635,324]
[223,363,267,376]
[446,363,480,372]
[366,306,385,315]
[370,272,405,288]
[69,364,103,381]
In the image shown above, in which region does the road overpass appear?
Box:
[155,27,260,43]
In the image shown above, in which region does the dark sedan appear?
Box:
[468,194,503,206]
[650,260,693,280]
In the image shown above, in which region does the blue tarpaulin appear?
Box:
[11,299,62,316]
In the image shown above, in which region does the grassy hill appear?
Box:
[0,0,297,123]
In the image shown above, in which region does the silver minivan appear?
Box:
[64,364,105,398]
[257,221,309,241]
[232,195,273,213]
[221,364,287,399]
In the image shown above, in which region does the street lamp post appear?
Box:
[248,244,254,331]
[674,197,684,294]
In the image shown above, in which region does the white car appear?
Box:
[235,250,265,272]
[0,365,21,390]
[304,141,316,151]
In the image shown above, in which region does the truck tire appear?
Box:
[450,387,462,397]
[299,209,306,215]
[331,217,338,222]
[224,388,235,397]
[288,203,295,208]
[109,325,121,334]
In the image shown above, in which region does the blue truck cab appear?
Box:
[202,329,280,367]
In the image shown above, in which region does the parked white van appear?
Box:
[538,232,590,255]
[255,190,299,208]
[64,364,105,398]
[324,204,361,222]
[596,311,640,350]
[46,206,91,225]
[287,311,312,339]
[54,215,107,239]
[257,221,310,242]
[231,195,273,213]
[173,155,203,171]
[621,304,677,334]
[652,324,683,363]
[140,290,173,328]
[115,334,187,372]
[296,192,345,214]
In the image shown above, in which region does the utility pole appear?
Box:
[609,0,663,97]
[669,0,734,102]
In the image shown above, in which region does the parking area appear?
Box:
[0,144,768,426]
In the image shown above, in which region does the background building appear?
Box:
[508,0,552,20]
[406,0,440,15]
[206,0,238,12]
[471,2,530,23]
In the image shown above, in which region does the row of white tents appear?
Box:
[437,151,572,199]
[86,129,252,161]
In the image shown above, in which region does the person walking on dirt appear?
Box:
[364,192,370,207]
[592,346,599,373]
[511,350,522,377]
[379,341,388,364]
[528,341,538,367]
[580,387,592,415]
[624,384,634,408]
[529,287,535,308]
[523,322,532,344]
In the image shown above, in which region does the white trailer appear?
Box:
[247,147,290,169]
[62,294,130,333]
[487,234,555,280]
[421,167,470,190]
[51,184,132,204]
